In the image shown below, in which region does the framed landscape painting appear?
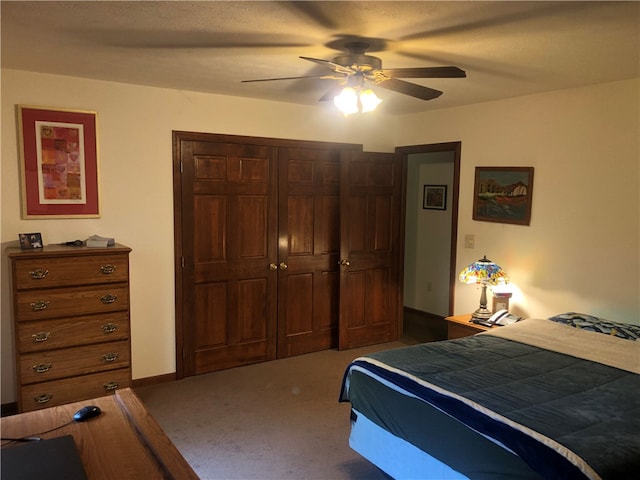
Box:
[472,167,534,225]
[18,105,100,219]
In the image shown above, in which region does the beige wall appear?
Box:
[398,79,639,322]
[0,69,397,403]
[2,69,638,403]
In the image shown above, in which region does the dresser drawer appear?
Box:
[12,253,129,290]
[20,369,131,412]
[15,285,129,321]
[20,340,131,384]
[17,312,129,353]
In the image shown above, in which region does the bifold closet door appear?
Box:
[338,150,403,350]
[174,132,402,378]
[276,147,341,358]
[178,139,279,376]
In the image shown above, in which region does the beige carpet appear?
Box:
[135,312,445,479]
[135,342,408,480]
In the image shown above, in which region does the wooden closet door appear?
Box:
[276,147,341,357]
[177,138,278,376]
[338,151,403,349]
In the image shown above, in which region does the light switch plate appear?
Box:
[464,234,475,249]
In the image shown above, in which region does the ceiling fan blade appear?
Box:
[380,66,466,79]
[300,56,354,75]
[376,78,443,101]
[280,1,341,30]
[242,74,342,83]
[89,30,314,50]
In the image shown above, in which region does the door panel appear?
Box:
[180,140,278,375]
[277,147,340,357]
[339,151,402,349]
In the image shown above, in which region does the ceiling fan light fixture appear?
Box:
[334,86,359,116]
[334,85,382,116]
[359,88,382,112]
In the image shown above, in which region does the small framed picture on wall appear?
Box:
[423,185,447,210]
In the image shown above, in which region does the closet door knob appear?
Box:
[268,263,278,271]
[279,262,288,270]
[339,259,351,266]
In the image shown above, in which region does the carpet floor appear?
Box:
[135,313,446,479]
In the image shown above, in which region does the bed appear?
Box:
[339,314,640,480]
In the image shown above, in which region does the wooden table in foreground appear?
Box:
[0,387,198,479]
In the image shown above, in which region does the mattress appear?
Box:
[340,318,640,480]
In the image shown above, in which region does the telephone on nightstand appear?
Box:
[473,309,522,327]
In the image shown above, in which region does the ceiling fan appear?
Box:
[242,41,466,105]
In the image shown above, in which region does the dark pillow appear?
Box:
[548,312,639,341]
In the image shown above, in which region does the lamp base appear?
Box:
[471,306,493,321]
[471,283,493,321]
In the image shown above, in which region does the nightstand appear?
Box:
[445,314,492,339]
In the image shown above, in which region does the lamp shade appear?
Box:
[459,256,508,320]
[459,255,508,286]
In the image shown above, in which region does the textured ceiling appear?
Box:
[2,1,638,115]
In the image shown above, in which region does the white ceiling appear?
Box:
[2,1,638,115]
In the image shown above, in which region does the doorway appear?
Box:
[397,142,460,328]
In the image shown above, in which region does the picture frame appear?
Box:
[18,105,100,219]
[423,185,447,210]
[473,167,534,225]
[19,232,44,249]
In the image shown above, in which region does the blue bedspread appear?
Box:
[340,334,640,480]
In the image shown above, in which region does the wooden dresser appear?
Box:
[8,244,132,412]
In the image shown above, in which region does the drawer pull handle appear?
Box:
[100,264,117,275]
[102,352,119,363]
[29,268,49,280]
[30,300,50,311]
[34,393,53,404]
[100,294,118,304]
[32,331,51,342]
[32,363,52,373]
[103,381,119,391]
[102,323,118,334]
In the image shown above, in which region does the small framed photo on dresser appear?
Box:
[19,232,44,249]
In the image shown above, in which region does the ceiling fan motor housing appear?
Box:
[333,53,382,72]
[333,42,382,72]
